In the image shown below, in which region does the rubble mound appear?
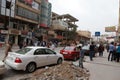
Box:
[20,61,90,80]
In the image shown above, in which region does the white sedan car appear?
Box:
[0,61,7,75]
[5,46,63,73]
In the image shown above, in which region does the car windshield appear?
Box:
[15,48,32,54]
[64,46,75,50]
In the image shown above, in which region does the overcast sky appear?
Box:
[49,0,119,35]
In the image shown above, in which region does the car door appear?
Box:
[34,48,48,67]
[44,49,58,64]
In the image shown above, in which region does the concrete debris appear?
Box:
[19,61,90,80]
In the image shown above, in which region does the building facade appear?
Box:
[77,30,91,44]
[39,0,51,41]
[0,0,52,45]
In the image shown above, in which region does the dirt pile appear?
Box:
[20,61,90,80]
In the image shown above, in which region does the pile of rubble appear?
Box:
[20,61,90,80]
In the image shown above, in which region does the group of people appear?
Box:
[18,39,57,50]
[79,41,120,69]
[107,42,120,62]
[86,42,105,61]
[82,41,120,62]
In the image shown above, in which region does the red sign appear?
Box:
[24,0,33,5]
[40,23,47,27]
[56,35,63,39]
[106,36,115,39]
[21,30,28,35]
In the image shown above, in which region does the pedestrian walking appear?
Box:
[106,43,109,52]
[113,43,117,61]
[41,40,47,47]
[2,41,13,62]
[98,44,104,57]
[18,41,23,49]
[89,42,95,61]
[116,43,120,62]
[108,42,115,61]
[79,46,85,68]
[50,42,55,50]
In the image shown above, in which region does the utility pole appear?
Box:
[7,0,12,41]
[119,0,120,27]
[116,0,120,42]
[118,0,120,42]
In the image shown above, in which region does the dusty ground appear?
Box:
[19,61,90,80]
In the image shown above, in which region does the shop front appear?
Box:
[0,29,8,47]
[9,29,20,45]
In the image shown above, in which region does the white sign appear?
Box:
[1,30,8,34]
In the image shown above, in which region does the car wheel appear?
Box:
[57,58,63,64]
[26,63,36,73]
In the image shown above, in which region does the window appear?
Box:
[32,1,39,10]
[6,1,11,9]
[45,49,56,55]
[0,34,6,42]
[1,7,5,15]
[15,48,32,54]
[34,49,46,55]
[16,6,39,21]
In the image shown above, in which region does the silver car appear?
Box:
[5,46,63,73]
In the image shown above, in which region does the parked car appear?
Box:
[0,61,7,75]
[60,46,80,61]
[5,46,63,73]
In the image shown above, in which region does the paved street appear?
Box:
[74,50,120,80]
[0,46,120,80]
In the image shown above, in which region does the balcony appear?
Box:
[52,20,68,30]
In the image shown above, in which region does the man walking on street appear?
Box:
[108,42,115,61]
[3,41,13,62]
[79,46,85,68]
[89,42,95,61]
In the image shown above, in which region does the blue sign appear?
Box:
[95,32,100,36]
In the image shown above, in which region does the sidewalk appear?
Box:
[0,44,19,50]
[73,51,120,80]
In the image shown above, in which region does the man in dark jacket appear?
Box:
[89,42,95,61]
[98,44,104,57]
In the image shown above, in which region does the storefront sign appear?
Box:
[0,30,8,34]
[21,30,28,35]
[10,29,20,35]
[105,26,116,32]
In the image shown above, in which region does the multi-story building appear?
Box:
[0,0,41,44]
[0,0,52,45]
[51,12,78,42]
[0,0,16,43]
[76,30,91,44]
[39,0,51,41]
[15,0,41,45]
